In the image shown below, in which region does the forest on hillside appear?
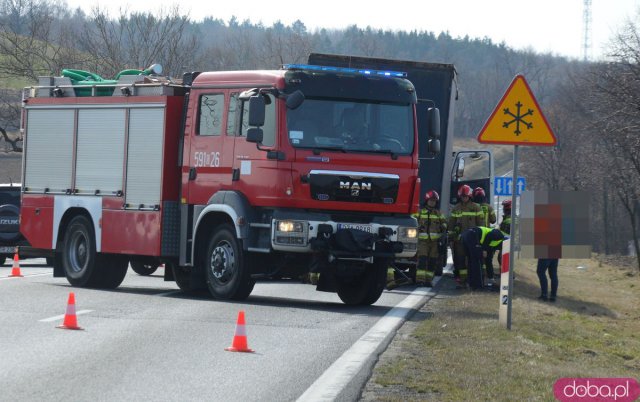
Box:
[0,0,639,267]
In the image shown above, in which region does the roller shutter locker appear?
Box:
[76,109,126,194]
[24,109,74,192]
[125,108,164,207]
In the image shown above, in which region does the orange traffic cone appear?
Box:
[9,253,23,277]
[225,310,254,353]
[57,292,83,330]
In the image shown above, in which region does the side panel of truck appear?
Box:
[21,96,183,258]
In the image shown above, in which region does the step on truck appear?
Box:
[19,61,443,305]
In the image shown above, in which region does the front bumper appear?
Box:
[269,211,417,259]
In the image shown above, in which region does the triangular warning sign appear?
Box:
[477,75,557,146]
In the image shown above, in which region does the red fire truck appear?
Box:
[19,63,440,305]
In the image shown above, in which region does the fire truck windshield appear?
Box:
[286,98,414,155]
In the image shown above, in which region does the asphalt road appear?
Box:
[0,259,420,401]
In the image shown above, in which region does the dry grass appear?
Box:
[365,257,640,401]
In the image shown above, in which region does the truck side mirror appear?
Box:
[248,96,265,127]
[428,139,440,154]
[427,107,440,139]
[286,90,305,110]
[246,127,263,144]
[456,158,465,179]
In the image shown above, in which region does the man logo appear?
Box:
[340,181,372,197]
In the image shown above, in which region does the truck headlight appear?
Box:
[274,220,308,247]
[400,227,417,239]
[277,220,304,233]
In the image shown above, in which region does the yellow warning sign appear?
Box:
[477,75,557,146]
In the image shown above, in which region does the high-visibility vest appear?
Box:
[479,226,503,248]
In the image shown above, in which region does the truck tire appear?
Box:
[204,224,255,300]
[0,256,5,266]
[99,254,128,289]
[336,259,388,305]
[62,215,104,287]
[171,263,193,292]
[130,258,159,276]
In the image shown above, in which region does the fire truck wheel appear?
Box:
[0,256,5,266]
[171,263,193,291]
[130,259,159,276]
[62,215,104,287]
[99,254,128,289]
[336,259,388,305]
[204,224,255,300]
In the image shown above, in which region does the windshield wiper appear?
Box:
[371,149,399,160]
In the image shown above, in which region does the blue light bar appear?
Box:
[282,64,407,78]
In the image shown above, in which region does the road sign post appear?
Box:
[477,74,557,330]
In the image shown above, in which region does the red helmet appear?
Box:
[502,199,512,211]
[425,190,439,202]
[457,185,472,198]
[473,187,485,198]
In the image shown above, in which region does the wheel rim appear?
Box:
[209,241,235,284]
[69,230,88,274]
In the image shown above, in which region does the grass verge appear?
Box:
[363,256,640,401]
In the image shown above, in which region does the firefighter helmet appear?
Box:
[457,185,472,198]
[502,199,512,212]
[425,190,440,202]
[473,187,486,198]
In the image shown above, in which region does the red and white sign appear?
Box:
[499,239,510,326]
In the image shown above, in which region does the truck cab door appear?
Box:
[230,92,283,205]
[184,91,236,205]
[449,150,493,207]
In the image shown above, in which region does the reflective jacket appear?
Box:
[448,201,483,239]
[416,207,447,241]
[479,203,497,228]
[500,216,511,236]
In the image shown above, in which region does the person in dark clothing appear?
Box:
[537,258,559,302]
[472,187,497,283]
[497,199,512,270]
[460,226,506,290]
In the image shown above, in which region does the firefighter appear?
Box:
[473,187,496,228]
[416,190,447,286]
[448,184,483,288]
[499,199,512,235]
[460,226,506,290]
[473,187,497,285]
[498,199,512,269]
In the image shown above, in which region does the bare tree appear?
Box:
[0,0,87,80]
[77,6,199,78]
[575,17,640,270]
[257,20,313,67]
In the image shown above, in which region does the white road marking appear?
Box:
[0,273,51,281]
[39,310,94,322]
[297,277,441,402]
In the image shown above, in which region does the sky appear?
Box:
[62,0,640,60]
